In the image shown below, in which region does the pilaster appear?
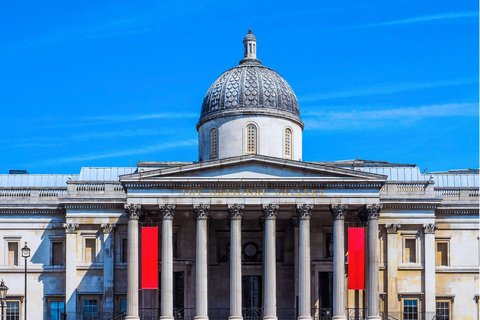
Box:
[385,224,401,315]
[64,223,79,320]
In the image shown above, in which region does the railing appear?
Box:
[434,189,460,197]
[469,189,479,197]
[114,183,125,192]
[76,183,105,192]
[0,189,30,197]
[108,307,333,320]
[39,189,67,197]
[396,183,426,192]
[346,308,366,320]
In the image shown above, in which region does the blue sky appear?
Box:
[0,0,478,174]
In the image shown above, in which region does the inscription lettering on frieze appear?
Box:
[181,188,324,196]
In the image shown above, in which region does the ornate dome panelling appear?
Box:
[198,30,302,129]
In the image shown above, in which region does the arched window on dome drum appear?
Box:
[246,124,257,154]
[210,128,218,159]
[284,128,292,158]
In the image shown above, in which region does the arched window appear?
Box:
[284,128,292,158]
[210,128,218,159]
[246,124,257,154]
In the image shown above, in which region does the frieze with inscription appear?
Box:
[181,188,324,196]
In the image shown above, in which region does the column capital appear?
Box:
[366,204,383,220]
[386,224,401,234]
[194,204,211,220]
[160,204,176,220]
[125,203,142,220]
[423,223,438,234]
[101,223,116,234]
[227,203,244,220]
[63,223,79,234]
[262,203,279,220]
[296,204,314,220]
[330,204,347,220]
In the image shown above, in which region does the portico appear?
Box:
[120,155,387,320]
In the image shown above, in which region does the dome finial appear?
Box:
[240,29,260,65]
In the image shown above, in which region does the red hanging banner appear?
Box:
[348,227,365,290]
[141,227,158,289]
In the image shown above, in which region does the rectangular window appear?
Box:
[436,301,450,320]
[6,301,20,320]
[403,299,418,320]
[8,242,18,266]
[405,239,416,263]
[50,301,65,320]
[121,238,128,263]
[52,242,64,266]
[83,300,98,320]
[436,242,448,266]
[85,239,96,263]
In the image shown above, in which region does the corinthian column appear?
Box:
[228,204,245,320]
[64,222,79,320]
[194,204,211,320]
[366,204,382,320]
[160,204,176,320]
[102,223,116,319]
[296,204,313,320]
[262,204,279,320]
[330,204,347,320]
[125,204,142,320]
[423,223,438,317]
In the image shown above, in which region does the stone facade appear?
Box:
[0,31,478,320]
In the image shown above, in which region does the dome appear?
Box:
[197,31,302,129]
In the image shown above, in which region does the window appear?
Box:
[50,301,65,320]
[6,301,20,320]
[85,239,96,263]
[210,128,218,159]
[284,128,292,158]
[403,299,418,320]
[404,238,416,263]
[436,301,450,320]
[120,299,127,313]
[52,242,64,266]
[436,242,449,266]
[246,124,257,154]
[8,242,18,266]
[121,238,128,263]
[83,300,98,320]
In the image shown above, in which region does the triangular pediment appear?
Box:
[120,155,386,182]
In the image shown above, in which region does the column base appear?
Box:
[331,317,347,320]
[160,317,175,320]
[228,317,244,320]
[125,317,140,320]
[263,317,278,320]
[367,317,381,320]
[194,317,209,320]
[298,316,312,320]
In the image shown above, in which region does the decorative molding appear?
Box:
[66,204,125,210]
[436,209,479,216]
[386,224,401,234]
[63,223,79,234]
[330,204,347,220]
[366,204,383,220]
[160,204,176,220]
[383,204,437,210]
[398,292,424,301]
[194,204,210,220]
[296,204,313,220]
[227,204,244,220]
[101,223,116,234]
[474,295,479,304]
[423,223,438,234]
[436,295,455,303]
[262,203,279,220]
[0,209,64,215]
[124,204,142,220]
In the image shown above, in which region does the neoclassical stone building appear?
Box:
[0,31,478,320]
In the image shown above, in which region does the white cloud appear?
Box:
[357,11,478,28]
[26,139,198,166]
[303,103,478,130]
[298,78,478,102]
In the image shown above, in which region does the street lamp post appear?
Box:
[0,279,8,320]
[21,243,30,320]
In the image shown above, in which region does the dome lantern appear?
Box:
[240,29,260,65]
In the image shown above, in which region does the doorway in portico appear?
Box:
[242,275,262,309]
